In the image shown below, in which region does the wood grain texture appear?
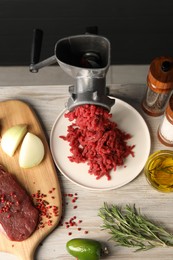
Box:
[0,83,173,260]
[0,100,62,260]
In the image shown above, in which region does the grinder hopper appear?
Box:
[30,30,115,111]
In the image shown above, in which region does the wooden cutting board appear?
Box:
[0,100,62,260]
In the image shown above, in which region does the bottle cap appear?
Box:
[148,56,173,93]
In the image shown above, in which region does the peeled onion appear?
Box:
[1,124,27,157]
[19,132,45,168]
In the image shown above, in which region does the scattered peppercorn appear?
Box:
[60,192,89,236]
[32,189,59,230]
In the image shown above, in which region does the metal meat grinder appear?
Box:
[30,29,115,111]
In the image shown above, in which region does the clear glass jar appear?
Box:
[158,94,173,146]
[144,150,173,192]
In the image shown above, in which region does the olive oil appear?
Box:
[144,150,173,192]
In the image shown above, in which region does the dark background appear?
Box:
[1,0,173,65]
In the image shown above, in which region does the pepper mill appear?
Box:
[142,56,173,116]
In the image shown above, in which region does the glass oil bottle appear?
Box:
[144,150,173,192]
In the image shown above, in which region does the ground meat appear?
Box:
[0,166,39,241]
[60,104,135,180]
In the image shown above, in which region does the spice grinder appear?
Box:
[30,29,115,111]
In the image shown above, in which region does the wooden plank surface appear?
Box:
[0,84,173,260]
[0,100,62,260]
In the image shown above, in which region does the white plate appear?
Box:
[50,98,151,190]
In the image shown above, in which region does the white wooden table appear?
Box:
[1,83,173,260]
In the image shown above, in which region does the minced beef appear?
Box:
[60,104,135,180]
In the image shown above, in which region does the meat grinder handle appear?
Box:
[29,29,57,72]
[30,29,43,72]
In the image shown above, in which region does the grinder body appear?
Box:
[30,31,115,111]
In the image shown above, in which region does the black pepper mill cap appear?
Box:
[161,60,171,72]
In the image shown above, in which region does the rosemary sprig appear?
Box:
[149,157,173,174]
[150,165,173,174]
[98,203,173,251]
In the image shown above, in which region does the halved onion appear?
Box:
[19,132,44,168]
[1,124,27,157]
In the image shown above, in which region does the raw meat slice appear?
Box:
[0,166,39,241]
